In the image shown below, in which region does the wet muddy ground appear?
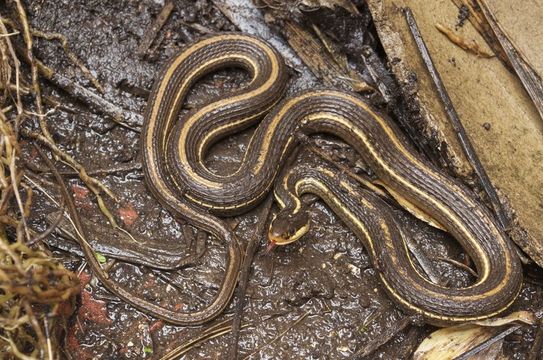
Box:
[16,0,542,358]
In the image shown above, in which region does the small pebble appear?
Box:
[347,263,361,277]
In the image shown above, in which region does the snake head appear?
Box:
[268,209,310,246]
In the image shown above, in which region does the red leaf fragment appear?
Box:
[79,290,112,325]
[118,202,139,226]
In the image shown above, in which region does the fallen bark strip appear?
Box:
[404,7,509,231]
[282,20,372,92]
[137,0,175,58]
[476,0,543,122]
[211,0,317,86]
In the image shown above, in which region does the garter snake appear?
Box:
[143,33,521,325]
[269,162,521,326]
[141,33,288,324]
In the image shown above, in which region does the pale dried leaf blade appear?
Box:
[435,22,494,58]
[373,179,446,231]
[413,311,535,360]
[471,310,535,327]
[300,0,359,14]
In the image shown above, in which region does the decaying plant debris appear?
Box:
[0,6,81,358]
[0,0,542,358]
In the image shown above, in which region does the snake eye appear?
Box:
[290,227,300,237]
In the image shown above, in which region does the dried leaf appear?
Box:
[78,290,112,325]
[413,311,536,360]
[436,22,494,58]
[284,21,371,92]
[470,311,535,327]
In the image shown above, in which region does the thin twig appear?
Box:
[160,318,250,360]
[10,42,142,130]
[242,311,310,360]
[13,0,48,138]
[228,195,274,360]
[0,15,22,113]
[5,118,30,242]
[43,317,53,360]
[434,256,478,277]
[435,23,493,58]
[137,0,174,57]
[2,17,104,94]
[27,199,65,246]
[22,129,119,227]
[528,319,543,360]
[30,27,104,94]
[453,325,522,360]
[31,161,142,178]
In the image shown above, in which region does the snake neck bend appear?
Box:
[274,163,521,326]
[146,32,289,217]
[143,33,288,223]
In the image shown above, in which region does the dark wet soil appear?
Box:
[15,0,542,359]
